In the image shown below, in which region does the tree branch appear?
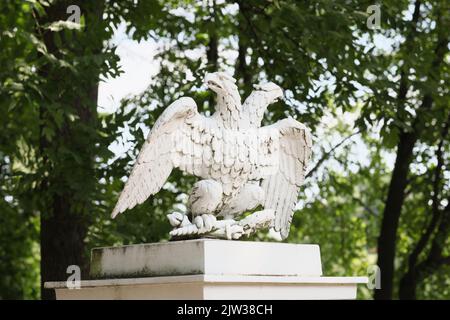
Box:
[413,198,450,279]
[352,196,378,217]
[406,113,450,270]
[305,130,360,179]
[440,256,450,266]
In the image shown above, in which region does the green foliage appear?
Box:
[0,0,448,300]
[0,178,40,299]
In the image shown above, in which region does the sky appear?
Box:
[98,23,159,115]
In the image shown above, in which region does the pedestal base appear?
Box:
[46,275,367,300]
[44,239,368,300]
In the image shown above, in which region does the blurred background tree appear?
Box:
[0,0,448,299]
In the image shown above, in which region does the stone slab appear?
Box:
[45,275,368,300]
[90,239,322,279]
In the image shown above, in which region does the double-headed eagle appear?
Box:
[112,72,312,240]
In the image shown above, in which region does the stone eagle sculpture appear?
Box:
[111,72,312,240]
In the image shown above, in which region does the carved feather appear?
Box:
[111,97,201,218]
[260,117,312,239]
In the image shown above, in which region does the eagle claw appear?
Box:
[167,212,190,227]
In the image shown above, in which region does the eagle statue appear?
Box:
[111,72,312,240]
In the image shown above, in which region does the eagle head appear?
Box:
[253,82,284,102]
[204,72,237,96]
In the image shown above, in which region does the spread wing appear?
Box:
[261,117,312,239]
[111,97,202,218]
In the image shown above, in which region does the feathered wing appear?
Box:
[111,97,200,218]
[261,118,312,239]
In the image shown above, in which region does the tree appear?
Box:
[365,0,449,299]
[1,0,165,299]
[398,115,450,299]
[0,0,46,299]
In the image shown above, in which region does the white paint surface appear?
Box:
[46,240,368,300]
[90,239,322,278]
[46,275,367,300]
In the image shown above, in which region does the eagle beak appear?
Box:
[204,72,223,91]
[254,82,284,101]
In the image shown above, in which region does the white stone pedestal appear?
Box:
[45,239,367,300]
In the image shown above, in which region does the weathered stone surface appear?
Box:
[89,239,322,279]
[46,275,368,300]
[45,240,368,299]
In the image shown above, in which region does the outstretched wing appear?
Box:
[261,117,312,239]
[111,97,200,218]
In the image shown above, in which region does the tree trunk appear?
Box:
[374,131,417,300]
[398,270,418,300]
[236,3,252,98]
[373,0,450,299]
[36,0,104,299]
[377,3,448,298]
[206,0,218,110]
[398,115,450,300]
[40,199,90,299]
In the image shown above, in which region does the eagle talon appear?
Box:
[167,212,190,228]
[202,214,216,232]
